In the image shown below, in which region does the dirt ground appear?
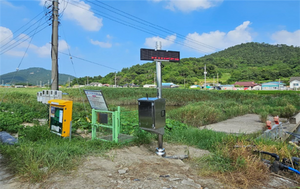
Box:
[1,142,298,189]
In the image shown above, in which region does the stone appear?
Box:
[118,169,127,174]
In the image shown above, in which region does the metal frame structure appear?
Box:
[91,106,134,143]
[92,106,121,143]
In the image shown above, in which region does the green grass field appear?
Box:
[0,87,299,187]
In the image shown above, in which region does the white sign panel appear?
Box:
[84,90,108,110]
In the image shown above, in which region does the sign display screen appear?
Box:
[50,107,63,135]
[84,90,108,111]
[140,48,180,62]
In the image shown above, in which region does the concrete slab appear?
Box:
[202,114,265,134]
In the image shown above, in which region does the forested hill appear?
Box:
[0,67,75,86]
[74,42,300,86]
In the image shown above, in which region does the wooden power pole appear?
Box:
[51,0,59,90]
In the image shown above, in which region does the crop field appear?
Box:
[0,87,300,187]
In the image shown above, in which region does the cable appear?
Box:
[0,10,46,44]
[0,13,49,49]
[0,15,45,104]
[59,51,118,71]
[67,1,212,53]
[89,0,219,52]
[0,23,51,55]
[60,24,91,122]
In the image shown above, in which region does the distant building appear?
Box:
[234,81,258,89]
[252,85,262,90]
[89,82,103,87]
[143,84,156,88]
[220,85,234,90]
[162,83,179,88]
[261,82,285,90]
[15,85,24,88]
[123,83,139,88]
[290,77,300,89]
[190,85,200,89]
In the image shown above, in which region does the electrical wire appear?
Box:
[60,24,91,121]
[67,1,213,54]
[88,0,220,52]
[59,51,118,71]
[0,15,45,104]
[0,10,46,44]
[0,22,51,55]
[0,13,49,49]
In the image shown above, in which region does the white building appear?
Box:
[290,77,300,90]
[143,84,156,88]
[89,82,103,87]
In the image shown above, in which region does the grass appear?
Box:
[1,87,300,187]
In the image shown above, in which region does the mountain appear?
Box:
[71,42,300,86]
[0,67,76,86]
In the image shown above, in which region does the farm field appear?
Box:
[0,87,300,188]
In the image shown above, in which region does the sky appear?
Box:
[0,0,299,79]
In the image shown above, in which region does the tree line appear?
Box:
[71,42,300,86]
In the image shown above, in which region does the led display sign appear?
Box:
[140,48,180,62]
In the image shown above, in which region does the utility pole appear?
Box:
[184,78,185,88]
[204,64,207,89]
[115,72,117,87]
[278,78,280,90]
[51,0,59,90]
[217,73,219,85]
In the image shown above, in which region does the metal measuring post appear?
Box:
[139,42,180,157]
[155,41,165,157]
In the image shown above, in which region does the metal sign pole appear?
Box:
[155,41,165,156]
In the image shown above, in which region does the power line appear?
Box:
[67,1,212,54]
[89,0,220,52]
[0,15,46,104]
[0,22,51,55]
[59,51,118,71]
[0,10,46,44]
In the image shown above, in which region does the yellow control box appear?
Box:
[48,99,73,137]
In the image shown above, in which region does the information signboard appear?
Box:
[84,90,108,111]
[140,48,180,62]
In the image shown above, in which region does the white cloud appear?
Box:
[40,0,103,31]
[185,21,253,53]
[90,39,112,48]
[34,40,69,57]
[0,26,13,45]
[0,26,69,57]
[0,26,32,57]
[151,0,223,12]
[271,30,300,46]
[144,34,177,48]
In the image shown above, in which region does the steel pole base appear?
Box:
[156,148,166,157]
